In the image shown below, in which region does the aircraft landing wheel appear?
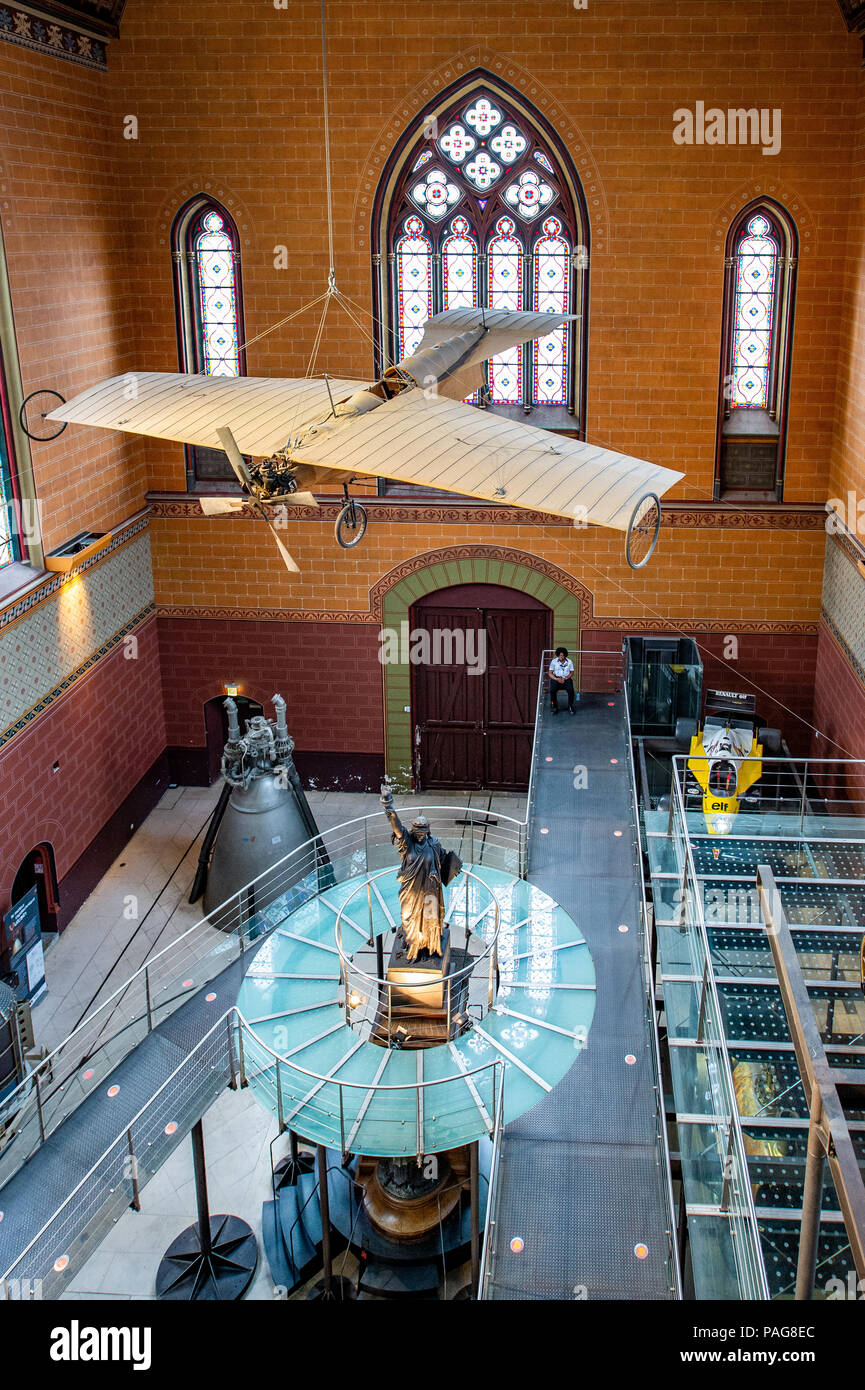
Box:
[335,500,368,549]
[19,389,67,441]
[625,492,661,570]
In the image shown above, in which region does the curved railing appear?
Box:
[334,866,500,1046]
[1,1005,505,1299]
[0,805,521,1190]
[237,1005,504,1161]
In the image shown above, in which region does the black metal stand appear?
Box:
[156,1120,258,1300]
[306,1145,354,1300]
[274,1130,316,1190]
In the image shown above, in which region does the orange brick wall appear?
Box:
[0,0,862,801]
[0,0,859,572]
[0,42,148,553]
[829,66,865,505]
[149,510,827,627]
[103,0,859,506]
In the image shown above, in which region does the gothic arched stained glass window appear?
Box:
[730,214,778,409]
[172,195,246,484]
[0,385,18,569]
[193,210,241,376]
[716,199,797,500]
[375,79,589,425]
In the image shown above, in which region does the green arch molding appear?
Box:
[371,546,590,788]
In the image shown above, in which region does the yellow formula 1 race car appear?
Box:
[675,691,781,836]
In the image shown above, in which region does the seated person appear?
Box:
[549,647,576,715]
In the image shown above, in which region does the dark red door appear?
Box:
[412,608,485,789]
[412,601,550,791]
[483,609,549,788]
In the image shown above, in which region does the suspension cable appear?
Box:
[320,0,336,288]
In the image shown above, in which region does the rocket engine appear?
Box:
[195,694,322,928]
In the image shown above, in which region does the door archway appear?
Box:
[374,547,586,788]
[411,584,551,790]
[10,843,59,938]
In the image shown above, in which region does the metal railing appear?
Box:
[238,1012,504,1164]
[526,647,625,864]
[622,663,683,1299]
[477,1046,506,1294]
[1,1010,236,1300]
[674,754,865,835]
[667,756,771,1299]
[1,652,626,1189]
[1,1006,504,1298]
[0,645,655,1301]
[335,866,500,1046]
[0,805,520,1191]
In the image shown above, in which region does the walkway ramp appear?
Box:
[483,678,676,1300]
[0,951,253,1287]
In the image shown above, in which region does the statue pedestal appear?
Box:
[387,928,451,1011]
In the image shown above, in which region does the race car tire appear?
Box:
[759,727,782,754]
[675,717,698,747]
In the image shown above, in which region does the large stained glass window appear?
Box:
[730,214,778,408]
[381,84,587,420]
[193,209,241,376]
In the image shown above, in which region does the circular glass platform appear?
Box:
[235,865,596,1157]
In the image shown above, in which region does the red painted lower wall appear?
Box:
[0,615,166,919]
[157,618,819,758]
[157,617,385,753]
[0,614,831,931]
[811,621,865,761]
[586,629,818,753]
[694,632,819,756]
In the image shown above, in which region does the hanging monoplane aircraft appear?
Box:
[44,307,683,573]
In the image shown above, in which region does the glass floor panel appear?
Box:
[236,864,596,1156]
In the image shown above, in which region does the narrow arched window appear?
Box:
[716,200,797,500]
[0,364,19,570]
[172,196,246,485]
[441,214,477,312]
[192,209,241,376]
[0,227,29,573]
[372,73,589,441]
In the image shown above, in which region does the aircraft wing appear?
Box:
[46,372,369,457]
[290,388,682,530]
[389,309,578,401]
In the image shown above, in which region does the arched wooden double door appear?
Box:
[411,584,552,791]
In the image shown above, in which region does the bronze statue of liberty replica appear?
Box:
[380,780,461,965]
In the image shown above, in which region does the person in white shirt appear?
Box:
[549,647,576,715]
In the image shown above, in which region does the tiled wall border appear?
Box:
[0,602,156,753]
[821,531,865,689]
[0,512,149,636]
[146,497,827,531]
[0,4,108,71]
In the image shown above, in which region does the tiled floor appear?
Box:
[39,779,524,1300]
